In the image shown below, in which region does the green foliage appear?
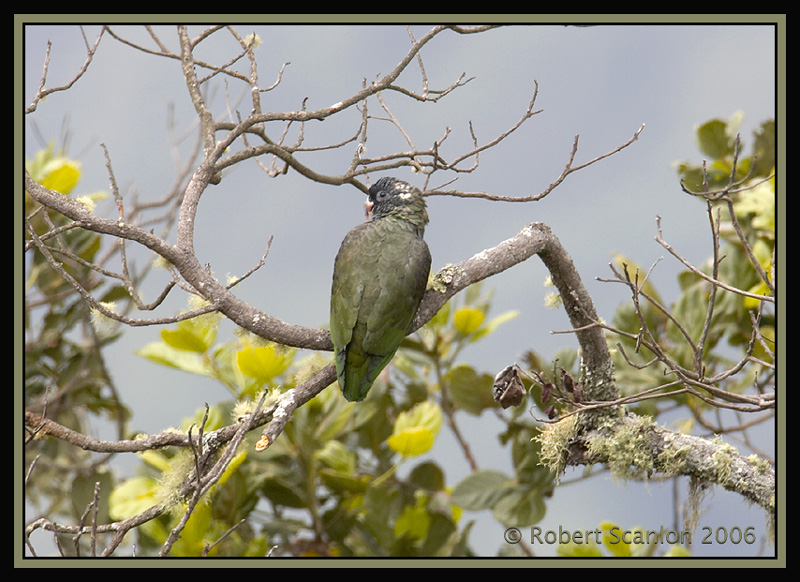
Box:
[104,282,528,556]
[136,309,295,399]
[531,116,775,421]
[608,115,775,417]
[24,145,124,545]
[676,113,774,192]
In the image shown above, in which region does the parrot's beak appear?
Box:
[364,199,374,219]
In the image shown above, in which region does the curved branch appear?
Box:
[24,214,615,451]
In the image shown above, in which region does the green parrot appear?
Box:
[330,177,432,401]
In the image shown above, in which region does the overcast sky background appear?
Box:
[21,19,779,558]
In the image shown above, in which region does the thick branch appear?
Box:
[24,213,616,452]
[574,414,775,514]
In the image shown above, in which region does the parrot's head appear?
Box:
[364,177,427,226]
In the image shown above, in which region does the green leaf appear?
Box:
[313,398,358,442]
[446,364,496,415]
[170,502,227,557]
[210,450,247,494]
[450,469,513,511]
[71,467,113,523]
[361,486,396,548]
[314,440,357,474]
[418,512,459,556]
[258,473,308,509]
[511,428,553,488]
[695,118,735,159]
[491,485,546,527]
[750,119,775,177]
[408,461,445,491]
[319,469,371,495]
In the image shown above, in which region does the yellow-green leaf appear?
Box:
[394,504,430,540]
[171,502,219,557]
[109,476,159,520]
[135,341,214,376]
[454,307,485,335]
[161,317,217,353]
[480,310,519,335]
[40,161,81,195]
[744,280,770,310]
[139,450,172,473]
[601,521,632,557]
[386,401,442,456]
[209,451,246,494]
[387,427,435,457]
[26,144,81,194]
[736,179,775,236]
[236,340,295,384]
[611,255,662,303]
[664,544,693,557]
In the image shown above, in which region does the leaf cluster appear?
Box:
[101,283,528,556]
[620,117,774,415]
[24,147,127,540]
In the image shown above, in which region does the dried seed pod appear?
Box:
[493,365,526,409]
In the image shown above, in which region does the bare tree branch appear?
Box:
[26,26,105,114]
[428,123,645,202]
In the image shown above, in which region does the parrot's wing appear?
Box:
[330,224,370,351]
[363,234,431,355]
